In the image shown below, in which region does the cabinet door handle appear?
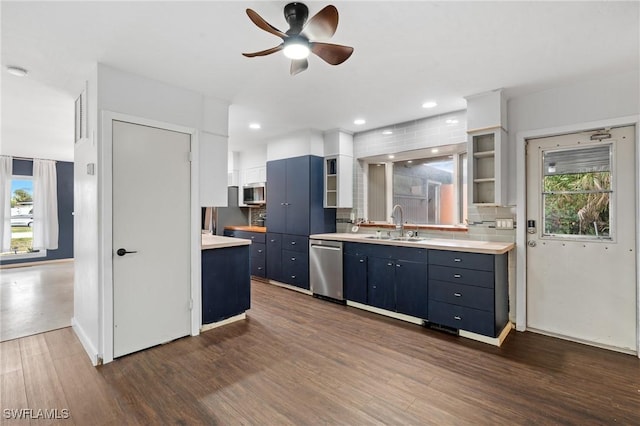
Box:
[454,316,461,320]
[387,262,393,266]
[270,239,275,242]
[291,275,296,279]
[396,264,401,267]
[258,249,263,253]
[258,267,263,270]
[454,292,462,297]
[453,274,461,278]
[291,257,296,261]
[280,203,285,206]
[291,241,296,245]
[454,258,461,262]
[251,236,255,239]
[359,259,364,263]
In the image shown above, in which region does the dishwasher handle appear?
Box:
[310,244,342,251]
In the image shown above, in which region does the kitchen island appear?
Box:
[310,233,514,346]
[201,234,251,330]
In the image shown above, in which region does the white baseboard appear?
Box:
[200,313,246,332]
[0,258,73,269]
[268,280,313,295]
[526,327,637,355]
[346,301,424,325]
[71,317,100,366]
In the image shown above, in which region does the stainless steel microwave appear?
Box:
[243,183,266,205]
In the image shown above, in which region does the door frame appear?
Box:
[515,114,640,356]
[100,111,201,364]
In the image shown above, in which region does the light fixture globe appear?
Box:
[283,36,310,59]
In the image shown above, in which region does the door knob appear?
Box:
[527,240,537,247]
[116,248,138,256]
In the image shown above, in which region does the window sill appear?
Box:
[358,222,468,233]
[1,250,47,261]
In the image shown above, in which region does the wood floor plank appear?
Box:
[0,370,30,426]
[0,339,22,375]
[20,342,73,426]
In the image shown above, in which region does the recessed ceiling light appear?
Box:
[388,155,395,159]
[382,130,393,135]
[422,101,437,109]
[431,148,439,153]
[445,119,459,124]
[6,66,28,77]
[354,118,366,125]
[249,123,261,130]
[407,160,413,163]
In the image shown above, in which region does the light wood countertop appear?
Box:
[201,234,251,250]
[309,233,514,255]
[224,226,267,233]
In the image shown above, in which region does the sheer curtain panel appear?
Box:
[33,159,59,250]
[0,156,12,251]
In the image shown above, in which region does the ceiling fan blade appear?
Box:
[311,42,354,65]
[242,44,283,58]
[246,8,288,39]
[301,5,339,40]
[290,59,308,76]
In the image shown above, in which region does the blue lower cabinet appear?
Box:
[367,257,396,311]
[266,233,282,281]
[344,252,367,304]
[282,249,309,289]
[428,300,495,337]
[395,260,428,319]
[201,245,250,324]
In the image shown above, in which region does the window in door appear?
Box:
[542,144,612,239]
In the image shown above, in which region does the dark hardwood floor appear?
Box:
[1,279,639,425]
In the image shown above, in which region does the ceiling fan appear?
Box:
[242,2,354,76]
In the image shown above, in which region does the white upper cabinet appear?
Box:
[323,130,354,208]
[465,90,508,206]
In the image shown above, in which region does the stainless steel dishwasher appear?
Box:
[309,239,344,302]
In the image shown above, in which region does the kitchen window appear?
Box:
[365,143,467,226]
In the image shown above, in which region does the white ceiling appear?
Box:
[1,1,638,162]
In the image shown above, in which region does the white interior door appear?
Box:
[113,120,191,358]
[526,126,637,352]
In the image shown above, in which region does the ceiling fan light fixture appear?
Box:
[283,37,310,59]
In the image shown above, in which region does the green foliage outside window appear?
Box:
[543,172,611,236]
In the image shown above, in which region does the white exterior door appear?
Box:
[112,120,192,358]
[526,126,637,352]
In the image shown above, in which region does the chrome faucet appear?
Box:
[391,204,405,238]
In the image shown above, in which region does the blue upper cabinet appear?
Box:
[267,155,335,236]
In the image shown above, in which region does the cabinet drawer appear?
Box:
[428,300,496,337]
[429,280,494,312]
[282,234,308,253]
[235,231,266,244]
[428,250,494,272]
[251,256,266,277]
[250,242,266,259]
[282,249,309,288]
[429,265,494,288]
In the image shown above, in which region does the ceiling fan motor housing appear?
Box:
[284,2,309,35]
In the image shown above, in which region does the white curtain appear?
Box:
[0,156,12,252]
[33,159,59,250]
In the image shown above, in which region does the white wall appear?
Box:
[72,65,100,364]
[267,129,324,161]
[73,63,229,364]
[507,69,640,204]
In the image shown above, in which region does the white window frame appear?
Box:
[2,175,47,260]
